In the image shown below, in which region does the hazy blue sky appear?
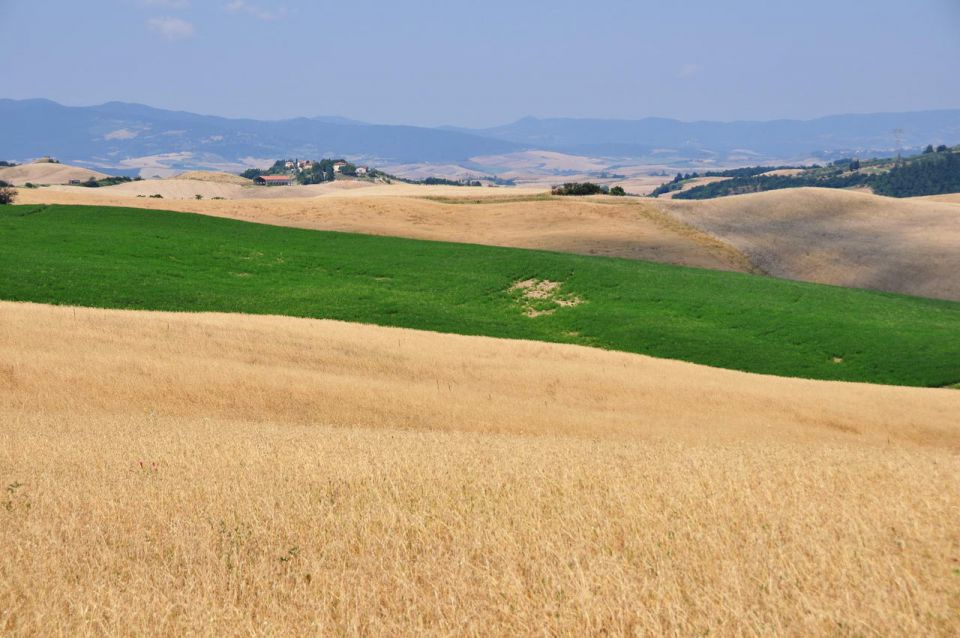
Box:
[2,0,959,126]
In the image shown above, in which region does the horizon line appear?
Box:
[4,97,960,131]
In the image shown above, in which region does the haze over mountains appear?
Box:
[459,111,960,160]
[2,98,960,176]
[0,99,519,175]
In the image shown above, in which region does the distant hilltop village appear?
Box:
[242,158,374,186]
[241,158,510,188]
[283,159,368,176]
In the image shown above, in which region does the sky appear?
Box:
[1,0,959,127]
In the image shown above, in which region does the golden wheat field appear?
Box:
[2,301,959,636]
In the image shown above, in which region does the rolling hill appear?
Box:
[1,203,958,386]
[659,146,960,199]
[13,185,751,272]
[2,300,958,635]
[15,183,960,301]
[661,187,960,301]
[175,170,253,185]
[0,160,107,186]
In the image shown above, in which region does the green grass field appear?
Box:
[2,204,959,387]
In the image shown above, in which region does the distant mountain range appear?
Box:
[2,99,959,175]
[0,99,521,174]
[457,111,960,160]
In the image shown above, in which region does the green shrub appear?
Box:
[77,176,133,188]
[552,182,606,196]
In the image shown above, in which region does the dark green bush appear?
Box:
[552,182,606,196]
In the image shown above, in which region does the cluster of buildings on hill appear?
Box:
[252,158,369,186]
[284,159,318,172]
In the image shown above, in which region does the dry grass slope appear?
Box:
[37,180,546,201]
[2,302,959,636]
[661,187,960,300]
[175,170,254,185]
[917,193,960,205]
[20,184,960,300]
[14,187,753,272]
[0,162,107,186]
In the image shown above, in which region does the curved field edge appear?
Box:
[13,187,754,274]
[2,302,959,636]
[1,204,958,387]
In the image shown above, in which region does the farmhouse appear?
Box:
[333,161,348,173]
[356,166,368,176]
[254,175,293,186]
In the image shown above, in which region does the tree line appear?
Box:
[663,146,959,200]
[551,183,626,196]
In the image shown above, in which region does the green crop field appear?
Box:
[2,204,959,386]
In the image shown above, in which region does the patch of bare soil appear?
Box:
[510,279,583,317]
